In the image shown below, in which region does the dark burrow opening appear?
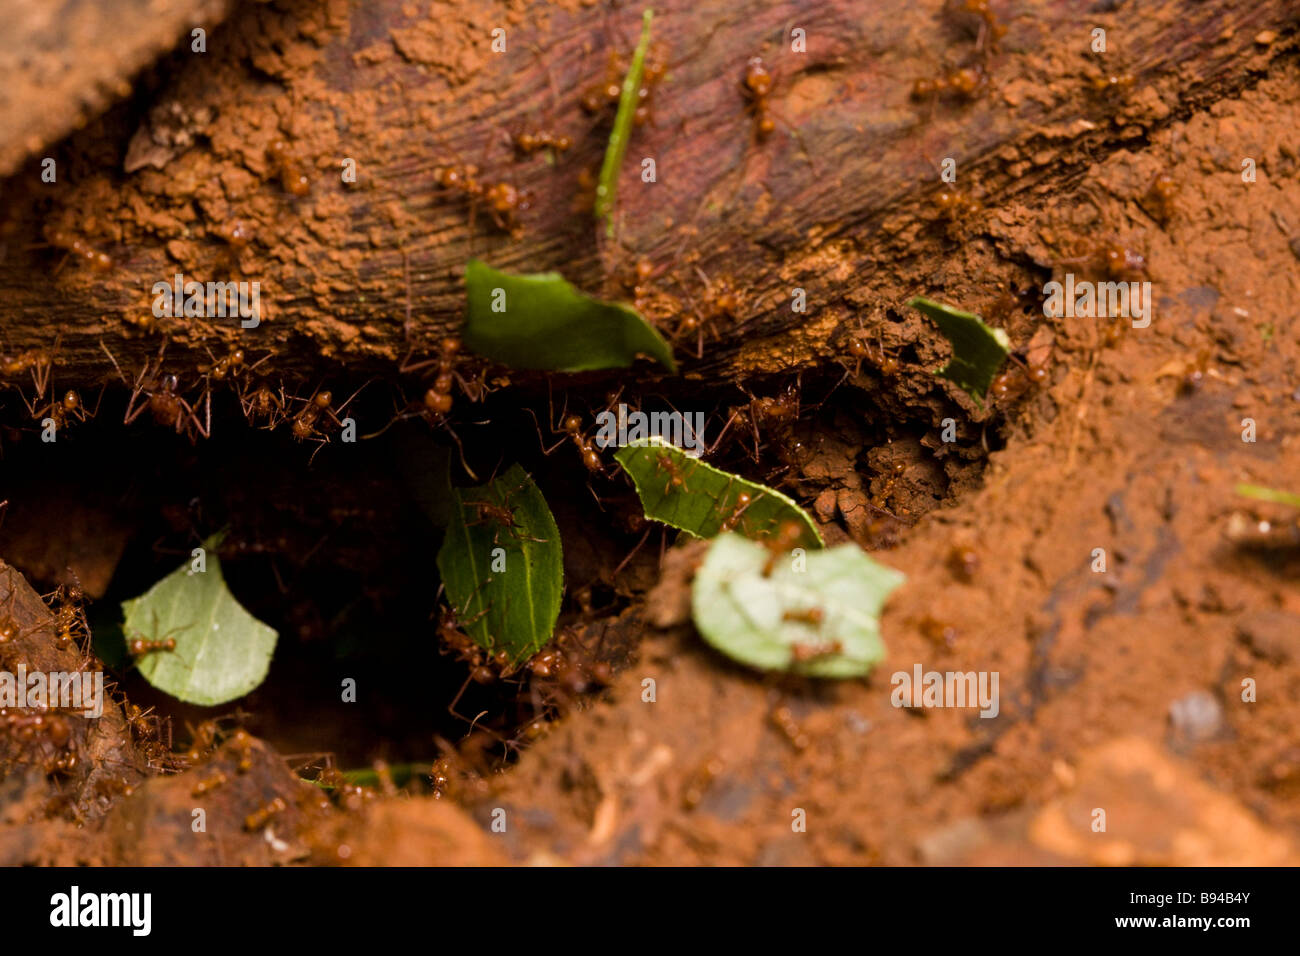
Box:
[0,360,994,783]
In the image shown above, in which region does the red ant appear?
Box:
[512,131,573,156]
[653,450,695,497]
[399,336,468,422]
[102,342,212,441]
[989,353,1049,402]
[267,140,310,196]
[202,345,274,387]
[580,44,668,127]
[671,269,742,358]
[839,325,901,380]
[287,382,367,461]
[790,639,843,663]
[463,479,549,547]
[947,0,1008,54]
[531,387,606,476]
[1058,242,1147,281]
[22,387,103,433]
[240,382,287,430]
[761,520,808,576]
[742,56,777,139]
[1142,172,1178,225]
[716,381,802,463]
[434,163,531,236]
[43,226,113,273]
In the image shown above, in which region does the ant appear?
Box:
[930,187,985,237]
[790,639,844,663]
[989,354,1049,402]
[840,327,902,380]
[240,382,287,430]
[1142,172,1178,225]
[245,796,288,831]
[438,604,501,686]
[912,64,987,105]
[1059,242,1147,281]
[22,387,103,433]
[45,582,89,650]
[580,45,668,127]
[464,484,549,547]
[434,163,531,237]
[191,770,228,797]
[287,383,367,461]
[43,226,113,273]
[671,269,742,358]
[102,341,212,441]
[783,606,826,626]
[653,450,695,497]
[947,0,1008,54]
[127,635,177,658]
[267,140,311,196]
[742,56,776,139]
[202,345,274,386]
[868,460,910,515]
[400,336,466,422]
[761,520,806,576]
[718,489,762,533]
[532,388,606,476]
[711,382,799,464]
[512,130,573,156]
[1088,72,1135,102]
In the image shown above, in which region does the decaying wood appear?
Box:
[0,0,236,177]
[0,0,1295,389]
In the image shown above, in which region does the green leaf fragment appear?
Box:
[691,532,904,678]
[464,258,675,373]
[614,436,823,549]
[908,295,1010,401]
[595,8,654,235]
[1236,483,1300,508]
[436,464,563,665]
[121,533,278,706]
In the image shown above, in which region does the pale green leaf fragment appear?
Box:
[121,533,278,707]
[691,532,904,678]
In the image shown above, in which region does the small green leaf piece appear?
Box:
[692,532,904,678]
[121,534,278,706]
[908,295,1011,401]
[595,8,654,235]
[1236,483,1300,508]
[614,437,823,549]
[436,464,563,665]
[464,258,675,373]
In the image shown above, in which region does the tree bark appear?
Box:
[0,0,235,177]
[0,0,1294,386]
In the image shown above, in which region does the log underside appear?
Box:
[0,0,1295,396]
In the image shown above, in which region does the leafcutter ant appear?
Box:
[102,341,212,441]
